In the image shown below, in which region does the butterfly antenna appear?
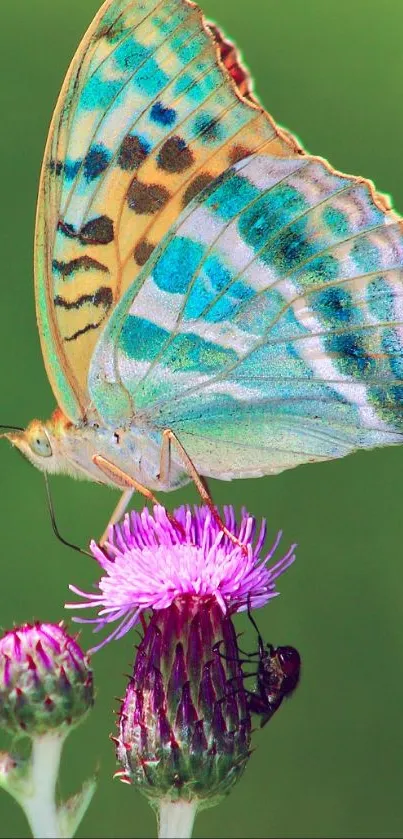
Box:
[44,474,91,557]
[0,424,24,432]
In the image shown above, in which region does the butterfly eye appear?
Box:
[30,432,52,458]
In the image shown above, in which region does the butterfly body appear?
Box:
[4,0,403,504]
[6,410,188,491]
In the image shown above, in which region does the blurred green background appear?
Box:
[1,1,403,836]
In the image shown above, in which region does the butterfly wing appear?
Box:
[35,0,299,423]
[89,152,403,477]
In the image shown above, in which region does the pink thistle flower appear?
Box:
[66,504,299,818]
[66,505,296,651]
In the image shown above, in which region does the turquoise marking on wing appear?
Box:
[322,205,350,237]
[120,316,170,362]
[382,329,403,379]
[89,151,403,477]
[351,237,381,272]
[132,58,170,98]
[158,332,238,374]
[119,308,238,377]
[238,183,309,251]
[113,37,151,72]
[173,68,218,101]
[203,171,260,220]
[153,238,204,294]
[79,76,123,112]
[183,254,254,321]
[367,276,395,321]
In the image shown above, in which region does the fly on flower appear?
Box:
[242,608,301,728]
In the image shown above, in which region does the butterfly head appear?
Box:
[1,410,75,476]
[2,420,53,469]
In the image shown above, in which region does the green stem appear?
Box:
[158,800,198,839]
[19,733,65,838]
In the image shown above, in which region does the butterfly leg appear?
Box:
[92,454,185,540]
[160,429,247,554]
[100,487,134,545]
[93,454,161,501]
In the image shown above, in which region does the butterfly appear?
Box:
[3,0,403,538]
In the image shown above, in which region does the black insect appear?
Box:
[242,606,301,727]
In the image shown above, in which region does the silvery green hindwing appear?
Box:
[0,623,96,838]
[68,504,300,836]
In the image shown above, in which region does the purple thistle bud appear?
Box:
[0,622,94,736]
[67,505,296,650]
[116,597,251,807]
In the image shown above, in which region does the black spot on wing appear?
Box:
[84,145,111,182]
[96,15,126,43]
[133,239,155,266]
[52,256,108,279]
[55,286,113,342]
[127,179,170,214]
[49,160,63,176]
[150,102,176,126]
[194,113,222,143]
[57,216,114,245]
[118,135,150,171]
[228,145,253,165]
[80,216,114,245]
[157,136,194,173]
[57,220,77,239]
[64,322,105,342]
[54,286,113,311]
[182,173,215,207]
[50,159,81,180]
